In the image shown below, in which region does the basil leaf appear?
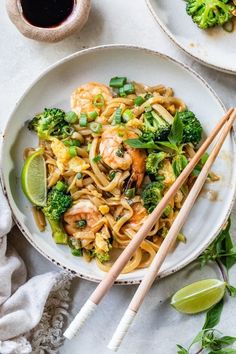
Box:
[124,139,159,149]
[217,336,236,346]
[176,344,189,354]
[226,284,236,297]
[202,299,224,329]
[209,349,236,354]
[168,112,183,145]
[201,152,209,165]
[157,141,179,152]
[172,154,188,177]
[189,330,204,347]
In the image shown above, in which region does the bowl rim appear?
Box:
[1,44,235,285]
[145,0,236,75]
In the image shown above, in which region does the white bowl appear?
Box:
[147,0,236,74]
[1,45,236,284]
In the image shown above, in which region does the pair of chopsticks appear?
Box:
[64,108,236,351]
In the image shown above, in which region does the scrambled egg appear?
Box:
[51,138,90,173]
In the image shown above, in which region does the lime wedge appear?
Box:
[21,149,47,207]
[171,279,226,314]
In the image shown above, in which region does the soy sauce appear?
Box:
[21,0,75,28]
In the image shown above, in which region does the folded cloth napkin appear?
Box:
[0,184,73,354]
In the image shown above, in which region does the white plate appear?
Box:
[1,45,236,284]
[147,0,236,74]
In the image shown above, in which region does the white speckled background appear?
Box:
[0,1,235,353]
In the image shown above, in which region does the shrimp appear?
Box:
[125,131,146,188]
[99,126,132,170]
[99,126,146,187]
[71,82,113,115]
[64,199,102,236]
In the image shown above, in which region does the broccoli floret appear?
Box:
[186,0,235,29]
[146,152,167,176]
[141,182,163,213]
[43,182,72,244]
[28,108,72,140]
[47,217,68,244]
[43,182,72,221]
[177,110,203,145]
[143,111,171,142]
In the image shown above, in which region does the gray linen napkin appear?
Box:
[0,185,73,354]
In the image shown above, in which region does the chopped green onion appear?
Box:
[71,248,83,257]
[79,113,88,127]
[123,83,135,94]
[90,122,102,133]
[116,148,124,157]
[145,105,152,112]
[163,205,172,217]
[118,87,126,97]
[76,219,87,229]
[134,96,145,106]
[65,111,78,124]
[93,94,105,107]
[77,172,83,180]
[122,109,134,122]
[109,77,127,88]
[69,146,77,157]
[64,139,80,147]
[55,181,66,192]
[87,143,92,152]
[109,170,117,181]
[93,155,102,163]
[125,188,136,199]
[177,233,186,243]
[114,108,122,124]
[62,126,74,136]
[88,111,98,120]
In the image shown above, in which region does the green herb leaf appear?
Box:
[168,112,183,146]
[172,154,188,177]
[202,299,224,330]
[176,344,189,354]
[209,349,236,354]
[157,141,179,152]
[226,284,236,297]
[189,330,205,347]
[93,155,102,163]
[217,336,236,346]
[124,138,159,149]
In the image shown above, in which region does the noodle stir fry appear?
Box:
[23,77,218,273]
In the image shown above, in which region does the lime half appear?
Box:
[21,149,47,207]
[171,279,226,314]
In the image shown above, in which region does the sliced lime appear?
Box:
[171,279,226,314]
[21,149,47,207]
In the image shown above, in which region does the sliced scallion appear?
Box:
[134,96,145,106]
[69,146,77,157]
[93,155,102,163]
[122,109,133,122]
[109,76,127,88]
[65,111,78,124]
[123,83,135,94]
[64,139,80,147]
[114,108,122,124]
[93,94,105,107]
[79,113,88,127]
[88,111,98,120]
[77,172,83,180]
[90,122,102,133]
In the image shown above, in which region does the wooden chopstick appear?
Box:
[107,108,236,351]
[63,108,234,341]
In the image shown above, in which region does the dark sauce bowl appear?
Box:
[6,0,91,42]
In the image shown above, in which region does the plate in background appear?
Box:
[147,0,236,74]
[1,45,236,284]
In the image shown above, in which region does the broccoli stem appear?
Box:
[47,217,68,244]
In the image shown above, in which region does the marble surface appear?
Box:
[0,0,235,353]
